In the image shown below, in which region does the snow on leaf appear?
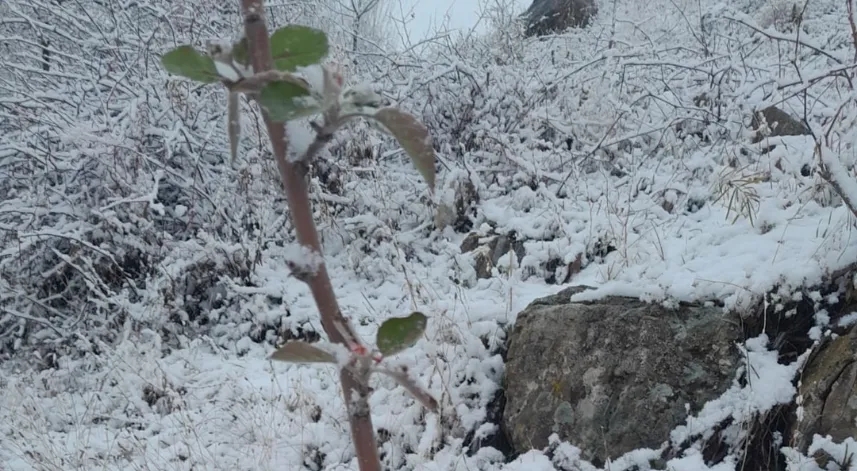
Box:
[160,45,220,83]
[258,81,320,121]
[371,108,437,191]
[281,243,325,279]
[214,60,241,82]
[375,311,427,357]
[270,25,328,72]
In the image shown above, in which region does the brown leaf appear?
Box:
[270,341,337,363]
[371,108,437,191]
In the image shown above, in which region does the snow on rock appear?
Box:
[670,334,805,445]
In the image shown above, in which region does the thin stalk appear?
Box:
[237,1,382,469]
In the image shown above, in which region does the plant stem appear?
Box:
[237,2,382,470]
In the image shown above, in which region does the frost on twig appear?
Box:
[282,243,324,282]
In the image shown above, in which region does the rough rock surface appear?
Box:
[523,0,598,37]
[750,106,810,143]
[502,286,742,464]
[793,326,857,452]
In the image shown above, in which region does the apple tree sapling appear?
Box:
[159,3,440,470]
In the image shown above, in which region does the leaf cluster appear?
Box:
[161,26,436,190]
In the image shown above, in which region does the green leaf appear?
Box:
[376,312,428,357]
[232,37,249,67]
[371,108,437,191]
[270,25,328,71]
[270,341,336,363]
[259,81,320,121]
[161,45,220,83]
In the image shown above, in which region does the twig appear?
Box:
[725,15,844,65]
[1,307,64,335]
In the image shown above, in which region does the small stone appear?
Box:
[460,232,482,253]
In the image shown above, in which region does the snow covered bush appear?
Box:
[0,0,248,359]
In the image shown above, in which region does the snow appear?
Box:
[4,0,857,469]
[782,435,857,470]
[215,60,242,82]
[670,334,805,446]
[838,311,857,328]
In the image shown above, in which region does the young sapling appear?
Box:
[160,6,441,470]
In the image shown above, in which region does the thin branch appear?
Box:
[237,1,382,470]
[726,15,844,65]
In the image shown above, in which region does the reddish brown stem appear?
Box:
[237,2,382,470]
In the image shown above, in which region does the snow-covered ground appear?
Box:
[3,0,857,469]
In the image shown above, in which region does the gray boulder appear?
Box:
[793,326,857,456]
[523,0,598,37]
[502,286,742,464]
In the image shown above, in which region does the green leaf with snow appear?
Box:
[259,81,320,121]
[161,45,220,83]
[270,25,328,72]
[376,312,428,357]
[371,108,437,191]
[270,341,336,363]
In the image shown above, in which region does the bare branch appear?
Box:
[725,15,845,65]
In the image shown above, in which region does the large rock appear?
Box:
[793,326,857,454]
[523,0,598,37]
[502,286,742,464]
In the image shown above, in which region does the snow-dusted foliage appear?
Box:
[403,0,857,310]
[4,0,857,469]
[0,0,364,360]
